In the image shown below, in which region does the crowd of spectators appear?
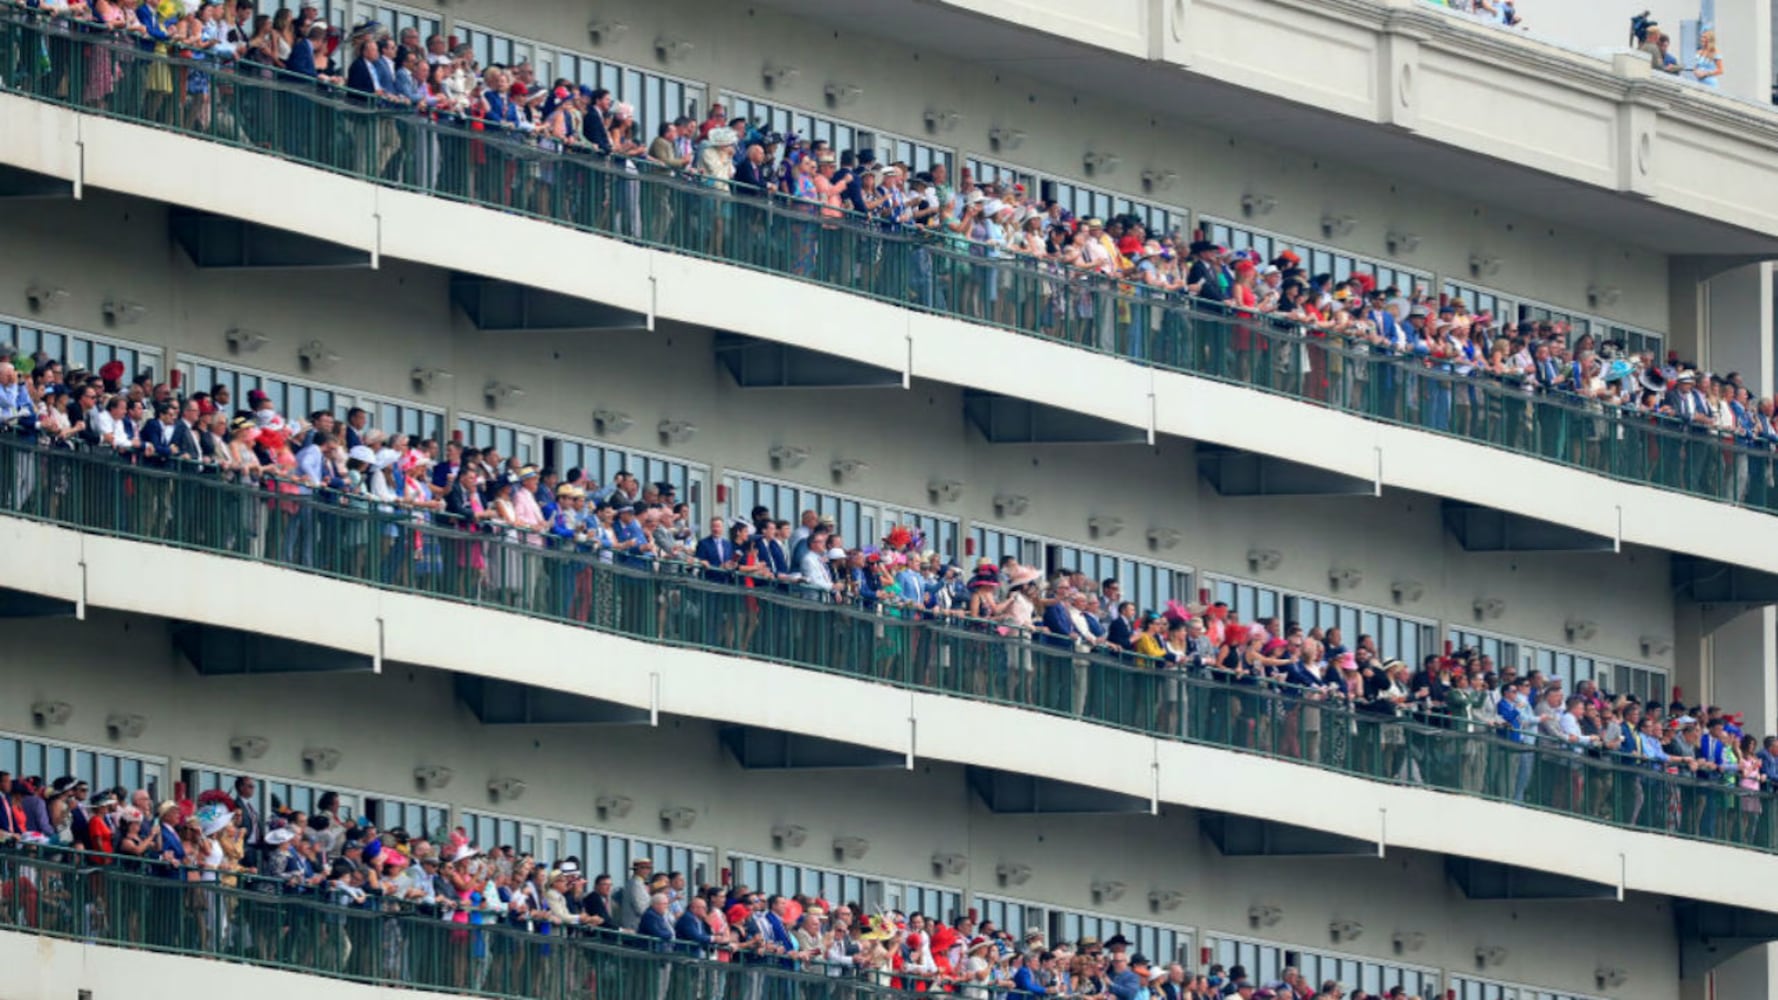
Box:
[9,0,1778,487]
[0,771,1435,1000]
[4,339,1778,849]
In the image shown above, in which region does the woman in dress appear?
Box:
[1739,734,1765,844]
[84,0,133,107]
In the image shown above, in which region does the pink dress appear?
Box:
[86,1,128,104]
[1740,756,1763,815]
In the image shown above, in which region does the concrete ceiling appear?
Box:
[756,0,1778,257]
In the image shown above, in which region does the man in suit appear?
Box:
[621,857,652,931]
[582,88,614,153]
[1106,601,1138,651]
[733,141,769,195]
[582,873,616,928]
[673,896,713,956]
[637,891,677,950]
[694,517,737,584]
[140,401,191,467]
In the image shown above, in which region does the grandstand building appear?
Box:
[1,1,1777,999]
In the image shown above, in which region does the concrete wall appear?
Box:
[0,606,1695,1000]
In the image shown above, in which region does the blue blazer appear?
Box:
[695,535,735,575]
[638,907,675,945]
[674,911,712,948]
[1039,603,1076,647]
[286,37,317,78]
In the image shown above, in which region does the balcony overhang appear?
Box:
[1445,857,1617,901]
[965,390,1147,445]
[453,674,650,725]
[450,275,648,332]
[1671,556,1778,605]
[170,209,371,269]
[0,586,75,618]
[1197,446,1376,497]
[0,163,71,199]
[1676,901,1778,977]
[1200,813,1376,857]
[716,333,904,389]
[720,725,905,769]
[966,766,1150,814]
[1441,501,1616,552]
[172,622,372,675]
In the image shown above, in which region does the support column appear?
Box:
[1704,606,1778,732]
[1695,604,1778,1000]
[1701,262,1776,394]
[1713,0,1773,106]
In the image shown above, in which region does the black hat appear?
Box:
[1188,240,1217,255]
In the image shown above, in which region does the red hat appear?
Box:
[99,360,126,383]
[1277,249,1302,265]
[1235,260,1257,276]
[1117,235,1143,257]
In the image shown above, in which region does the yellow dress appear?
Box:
[146,2,179,96]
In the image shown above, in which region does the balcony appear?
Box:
[1,11,1776,532]
[0,434,1772,863]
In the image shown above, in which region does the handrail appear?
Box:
[1,5,1776,516]
[0,432,1774,854]
[0,844,1034,1000]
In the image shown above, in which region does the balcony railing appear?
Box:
[0,846,985,1000]
[1,7,1774,515]
[0,433,1773,854]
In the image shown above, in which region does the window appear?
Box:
[0,731,165,803]
[1447,627,1668,704]
[729,852,958,922]
[975,894,1192,966]
[459,22,706,141]
[725,472,959,563]
[1442,281,1665,360]
[1046,180,1182,239]
[550,435,709,524]
[180,355,444,445]
[461,808,713,883]
[967,525,1192,617]
[354,0,438,41]
[1207,575,1435,666]
[456,415,541,466]
[1204,933,1438,998]
[2,317,163,384]
[1202,217,1431,297]
[1448,975,1604,1000]
[723,92,953,177]
[965,157,1037,198]
[182,765,449,840]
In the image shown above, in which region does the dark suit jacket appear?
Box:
[1107,616,1135,650]
[583,111,612,154]
[286,37,317,78]
[141,419,193,465]
[695,535,735,584]
[346,56,379,98]
[674,910,712,949]
[583,891,615,927]
[733,158,769,195]
[638,907,676,945]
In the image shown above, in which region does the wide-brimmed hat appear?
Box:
[967,567,1000,590]
[708,127,737,147]
[1006,565,1042,588]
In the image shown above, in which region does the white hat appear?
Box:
[451,843,480,863]
[707,127,737,147]
[348,445,375,464]
[265,827,297,846]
